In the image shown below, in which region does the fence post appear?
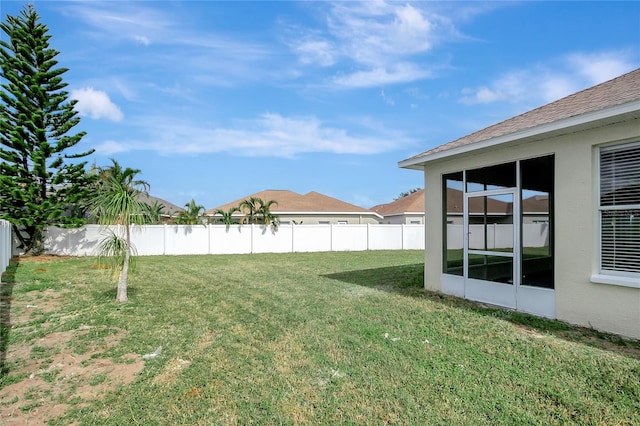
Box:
[330,224,334,252]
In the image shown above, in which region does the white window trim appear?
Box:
[591,273,640,289]
[594,141,640,287]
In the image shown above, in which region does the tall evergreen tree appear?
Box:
[0,5,94,254]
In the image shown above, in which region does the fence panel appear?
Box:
[164,225,210,255]
[402,224,425,250]
[1,220,11,276]
[368,224,403,250]
[209,225,252,254]
[44,223,430,256]
[253,224,293,253]
[331,225,368,251]
[131,226,166,255]
[292,225,332,252]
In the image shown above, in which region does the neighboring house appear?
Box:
[399,69,640,339]
[136,193,184,222]
[206,189,382,225]
[371,189,425,224]
[372,188,518,225]
[446,187,514,225]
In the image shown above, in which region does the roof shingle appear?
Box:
[206,189,373,214]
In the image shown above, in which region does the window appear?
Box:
[442,155,554,289]
[599,142,640,277]
[520,155,554,289]
[443,172,464,276]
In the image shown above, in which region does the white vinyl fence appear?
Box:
[447,223,550,250]
[44,224,426,257]
[1,220,11,276]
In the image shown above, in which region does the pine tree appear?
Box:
[0,5,94,254]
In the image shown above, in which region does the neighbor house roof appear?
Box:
[372,188,515,216]
[446,188,512,215]
[400,68,640,169]
[371,189,425,216]
[522,195,549,213]
[136,193,183,216]
[206,189,380,217]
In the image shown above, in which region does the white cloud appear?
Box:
[65,2,171,45]
[380,90,395,106]
[288,1,458,87]
[71,87,124,122]
[459,50,637,106]
[328,1,440,65]
[333,63,431,88]
[92,113,413,158]
[293,39,336,67]
[94,140,128,155]
[134,35,151,46]
[567,51,636,85]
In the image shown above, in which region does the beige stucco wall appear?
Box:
[380,214,425,225]
[420,118,640,339]
[277,214,380,225]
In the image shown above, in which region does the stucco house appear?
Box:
[136,193,184,222]
[206,189,382,225]
[399,69,640,339]
[371,189,426,224]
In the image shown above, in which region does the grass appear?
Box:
[2,250,640,425]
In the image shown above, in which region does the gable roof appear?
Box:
[400,68,640,169]
[522,195,549,213]
[371,189,425,216]
[372,188,517,216]
[446,188,512,215]
[136,193,183,216]
[206,189,379,216]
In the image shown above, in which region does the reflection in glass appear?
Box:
[468,194,514,253]
[468,256,514,284]
[521,155,554,289]
[466,162,516,192]
[443,172,464,276]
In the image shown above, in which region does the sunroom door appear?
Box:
[464,189,518,309]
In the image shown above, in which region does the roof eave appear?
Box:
[398,99,640,170]
[275,211,384,219]
[379,212,425,217]
[207,211,384,219]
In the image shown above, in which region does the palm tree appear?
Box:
[239,197,279,226]
[212,206,240,225]
[239,197,261,225]
[175,199,205,225]
[97,158,150,192]
[146,201,166,224]
[89,159,151,302]
[257,199,279,227]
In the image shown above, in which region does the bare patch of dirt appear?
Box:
[16,254,76,263]
[0,326,144,425]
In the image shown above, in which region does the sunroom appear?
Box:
[399,69,640,339]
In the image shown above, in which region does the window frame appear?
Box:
[594,141,640,288]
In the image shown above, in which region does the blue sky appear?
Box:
[3,1,639,210]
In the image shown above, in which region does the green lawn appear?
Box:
[1,251,639,425]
